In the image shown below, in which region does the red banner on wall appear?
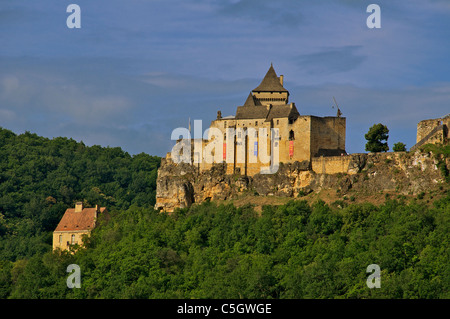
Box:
[223,142,226,160]
[289,141,294,157]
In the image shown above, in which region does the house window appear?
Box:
[59,235,62,244]
[255,121,258,126]
[71,234,76,245]
[276,120,279,125]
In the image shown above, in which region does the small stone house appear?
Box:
[52,202,107,251]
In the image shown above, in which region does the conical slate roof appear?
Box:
[252,64,288,92]
[243,92,262,107]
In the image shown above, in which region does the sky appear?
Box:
[1,0,449,157]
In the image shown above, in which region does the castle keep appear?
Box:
[168,64,346,176]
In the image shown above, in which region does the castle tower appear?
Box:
[251,64,289,106]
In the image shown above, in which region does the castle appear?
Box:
[49,65,449,236]
[154,65,448,212]
[167,64,346,176]
[155,65,349,211]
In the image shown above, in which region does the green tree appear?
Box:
[393,142,407,152]
[365,123,389,152]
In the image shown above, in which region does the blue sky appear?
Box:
[1,0,449,156]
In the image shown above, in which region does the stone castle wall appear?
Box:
[416,115,449,144]
[417,119,442,143]
[172,115,346,178]
[311,155,353,175]
[310,116,346,157]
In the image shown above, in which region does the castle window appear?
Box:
[255,121,258,126]
[59,235,62,244]
[289,130,295,140]
[71,234,76,244]
[276,120,279,125]
[224,121,227,128]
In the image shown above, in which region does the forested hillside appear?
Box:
[0,127,448,299]
[0,127,160,262]
[1,197,449,299]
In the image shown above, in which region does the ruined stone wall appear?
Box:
[417,119,443,143]
[426,127,446,145]
[411,115,449,151]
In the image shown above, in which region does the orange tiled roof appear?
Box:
[54,207,106,232]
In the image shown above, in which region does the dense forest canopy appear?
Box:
[1,197,448,299]
[0,126,448,299]
[0,127,160,261]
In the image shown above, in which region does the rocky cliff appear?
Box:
[155,149,449,212]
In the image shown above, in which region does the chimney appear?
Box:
[279,75,284,86]
[75,202,83,213]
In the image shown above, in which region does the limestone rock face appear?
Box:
[155,151,448,212]
[347,153,367,174]
[154,176,194,212]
